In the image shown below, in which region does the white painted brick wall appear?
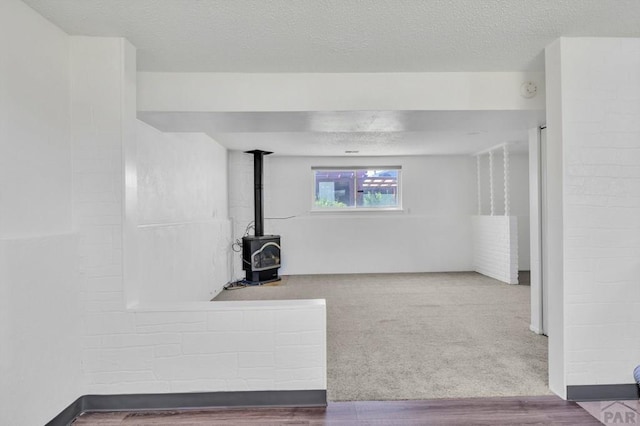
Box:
[81,304,326,394]
[472,215,519,284]
[557,38,640,386]
[71,36,327,397]
[136,123,231,301]
[228,151,257,280]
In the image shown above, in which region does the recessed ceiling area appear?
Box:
[138,110,544,156]
[22,0,640,72]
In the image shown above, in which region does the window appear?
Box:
[312,167,401,210]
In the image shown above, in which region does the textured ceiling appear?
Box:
[23,0,640,72]
[24,0,631,155]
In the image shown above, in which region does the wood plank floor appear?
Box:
[72,395,601,425]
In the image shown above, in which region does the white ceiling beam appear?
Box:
[138,72,545,113]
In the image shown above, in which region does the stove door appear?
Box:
[251,242,281,271]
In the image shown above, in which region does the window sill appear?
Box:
[310,207,405,214]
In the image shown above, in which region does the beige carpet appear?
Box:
[214,272,549,401]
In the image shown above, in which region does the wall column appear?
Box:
[545,37,640,401]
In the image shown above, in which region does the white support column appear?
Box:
[489,150,495,216]
[503,144,510,216]
[476,155,482,215]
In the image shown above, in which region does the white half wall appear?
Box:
[229,153,476,276]
[136,122,231,302]
[476,151,530,272]
[472,216,519,284]
[82,301,327,395]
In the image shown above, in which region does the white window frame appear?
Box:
[311,166,403,212]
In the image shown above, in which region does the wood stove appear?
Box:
[242,235,281,283]
[242,150,281,284]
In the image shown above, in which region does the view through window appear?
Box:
[313,167,401,210]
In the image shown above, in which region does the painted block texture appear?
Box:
[137,122,231,302]
[472,215,519,284]
[559,38,640,386]
[70,36,327,399]
[78,305,326,394]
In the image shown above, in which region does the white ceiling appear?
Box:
[22,0,640,72]
[25,0,637,156]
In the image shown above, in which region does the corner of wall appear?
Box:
[544,37,566,399]
[122,38,139,307]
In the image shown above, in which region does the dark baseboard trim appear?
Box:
[46,396,87,426]
[46,389,327,426]
[567,384,640,401]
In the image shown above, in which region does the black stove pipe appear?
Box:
[245,150,272,237]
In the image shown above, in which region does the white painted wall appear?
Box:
[229,153,476,276]
[0,0,72,238]
[0,1,83,425]
[472,216,519,284]
[492,149,506,216]
[544,39,566,398]
[83,301,326,394]
[547,38,640,391]
[136,122,231,301]
[72,36,327,399]
[70,34,134,395]
[510,154,531,271]
[477,154,490,215]
[0,236,82,425]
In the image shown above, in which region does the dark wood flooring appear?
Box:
[72,395,600,425]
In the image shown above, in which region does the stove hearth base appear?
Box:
[244,270,282,285]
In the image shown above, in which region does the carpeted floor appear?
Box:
[214,272,549,401]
